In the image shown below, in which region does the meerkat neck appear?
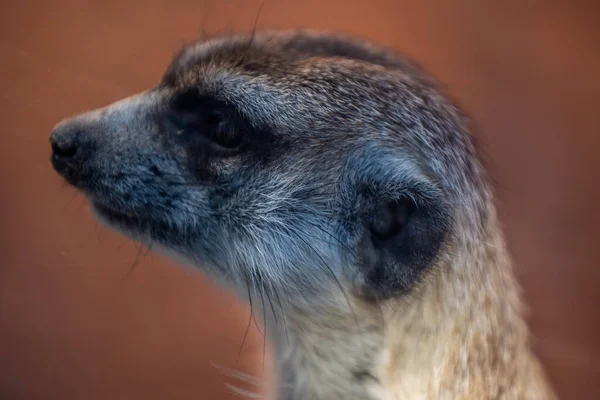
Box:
[373,231,530,398]
[273,220,555,399]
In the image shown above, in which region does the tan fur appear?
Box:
[375,219,556,399]
[279,209,558,399]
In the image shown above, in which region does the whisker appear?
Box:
[283,227,364,341]
[238,273,255,364]
[302,219,357,258]
[123,241,146,279]
[240,2,264,63]
[250,282,265,338]
[62,190,80,212]
[201,29,214,54]
[272,283,289,344]
[117,238,131,249]
[264,282,278,324]
[200,0,213,41]
[259,278,267,371]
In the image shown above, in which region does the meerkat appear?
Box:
[49,30,558,399]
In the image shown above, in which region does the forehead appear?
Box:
[162,36,283,88]
[161,31,413,87]
[156,31,441,150]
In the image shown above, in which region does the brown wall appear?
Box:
[1,1,599,399]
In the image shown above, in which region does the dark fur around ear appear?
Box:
[359,194,450,299]
[341,144,452,299]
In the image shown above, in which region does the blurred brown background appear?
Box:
[1,0,599,399]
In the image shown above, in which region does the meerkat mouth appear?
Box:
[92,201,143,232]
[91,200,183,247]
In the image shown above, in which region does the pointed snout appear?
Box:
[49,90,160,184]
[50,117,94,184]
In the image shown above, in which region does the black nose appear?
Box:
[50,123,84,182]
[51,135,79,159]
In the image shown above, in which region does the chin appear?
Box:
[91,201,145,239]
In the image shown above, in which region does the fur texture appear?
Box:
[49,30,557,399]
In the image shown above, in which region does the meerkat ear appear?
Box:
[358,193,450,299]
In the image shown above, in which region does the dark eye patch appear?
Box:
[166,89,245,150]
[171,89,221,114]
[161,86,289,184]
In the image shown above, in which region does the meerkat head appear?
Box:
[50,30,487,306]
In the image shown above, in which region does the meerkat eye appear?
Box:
[205,112,243,149]
[167,90,244,150]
